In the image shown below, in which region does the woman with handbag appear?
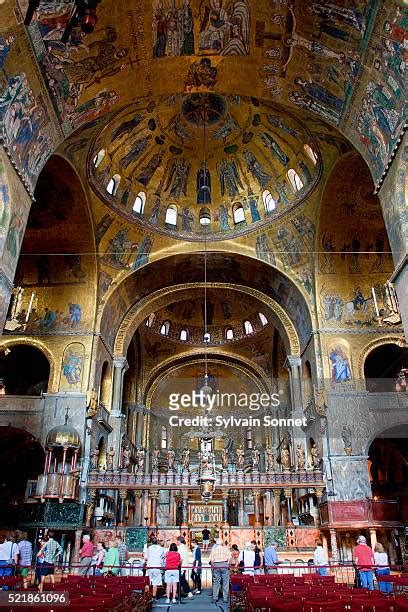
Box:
[0,533,19,577]
[238,542,255,576]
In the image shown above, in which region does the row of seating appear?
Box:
[229,574,408,612]
[2,575,151,612]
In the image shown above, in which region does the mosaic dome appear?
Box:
[88,93,321,241]
[46,424,81,449]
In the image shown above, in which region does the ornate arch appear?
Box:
[0,337,57,392]
[358,334,406,380]
[145,355,271,408]
[114,282,300,358]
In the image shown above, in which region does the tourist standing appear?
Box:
[374,543,392,594]
[354,535,375,591]
[144,536,165,599]
[116,533,128,575]
[92,541,106,575]
[0,533,19,577]
[165,543,181,604]
[17,532,32,588]
[102,540,120,575]
[238,542,255,576]
[264,541,279,574]
[191,539,202,594]
[78,534,94,575]
[37,531,62,592]
[252,540,263,575]
[176,536,193,598]
[313,540,328,576]
[209,537,231,604]
[230,544,240,573]
[202,526,210,552]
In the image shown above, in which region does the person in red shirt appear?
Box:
[354,535,374,590]
[165,543,181,604]
[78,534,95,575]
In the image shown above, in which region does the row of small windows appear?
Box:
[146,313,268,340]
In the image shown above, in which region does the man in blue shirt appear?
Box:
[264,542,279,574]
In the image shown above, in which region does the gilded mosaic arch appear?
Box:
[114,282,300,357]
[145,355,270,409]
[358,334,406,380]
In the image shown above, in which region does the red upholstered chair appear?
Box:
[395,597,408,611]
[303,601,345,612]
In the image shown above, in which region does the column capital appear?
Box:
[119,490,128,500]
[150,490,159,499]
[273,489,282,499]
[285,355,302,370]
[113,356,129,371]
[283,488,292,498]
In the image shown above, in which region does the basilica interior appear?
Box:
[0,0,407,569]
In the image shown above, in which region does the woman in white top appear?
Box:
[313,540,328,576]
[374,543,392,594]
[239,542,256,576]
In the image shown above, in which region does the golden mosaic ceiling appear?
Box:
[88,93,321,240]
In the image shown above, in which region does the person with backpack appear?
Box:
[0,533,19,577]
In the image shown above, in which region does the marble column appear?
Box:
[222,491,229,526]
[111,357,129,417]
[133,491,142,526]
[86,489,96,527]
[284,488,293,524]
[181,491,188,527]
[285,356,305,467]
[73,529,82,574]
[118,490,127,527]
[264,491,272,526]
[238,489,244,525]
[273,490,281,526]
[168,490,176,526]
[150,490,159,527]
[329,528,339,562]
[312,487,324,526]
[253,491,261,527]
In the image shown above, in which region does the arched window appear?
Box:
[180,329,188,341]
[133,191,146,214]
[145,313,155,328]
[160,320,170,336]
[262,189,276,213]
[226,328,234,340]
[106,174,121,196]
[93,148,106,168]
[244,320,253,335]
[304,144,318,165]
[165,204,178,226]
[200,207,211,226]
[259,313,268,326]
[233,202,245,224]
[287,169,304,192]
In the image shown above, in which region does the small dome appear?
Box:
[46,424,81,448]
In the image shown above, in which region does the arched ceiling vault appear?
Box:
[114,282,300,357]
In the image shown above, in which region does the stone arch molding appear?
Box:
[145,356,271,409]
[358,335,405,380]
[114,283,300,358]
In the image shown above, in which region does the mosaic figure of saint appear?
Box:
[217,159,243,197]
[197,162,212,204]
[164,158,191,198]
[260,132,289,166]
[243,149,271,188]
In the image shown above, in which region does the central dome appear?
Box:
[89,93,321,241]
